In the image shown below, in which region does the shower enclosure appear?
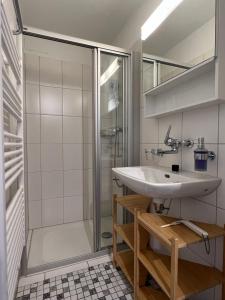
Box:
[23,33,130,273]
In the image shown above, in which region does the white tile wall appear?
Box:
[40,57,62,87]
[63,116,82,143]
[25,54,39,84]
[42,198,63,227]
[63,144,83,170]
[29,201,42,229]
[42,171,63,199]
[41,144,63,171]
[25,83,40,114]
[219,104,225,143]
[140,102,224,300]
[63,196,83,223]
[25,52,93,229]
[63,89,82,116]
[28,172,42,201]
[64,170,83,197]
[83,91,92,117]
[27,144,41,172]
[41,115,62,143]
[40,86,63,115]
[26,115,40,143]
[82,65,92,92]
[62,61,82,89]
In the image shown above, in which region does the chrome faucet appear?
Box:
[145,125,194,157]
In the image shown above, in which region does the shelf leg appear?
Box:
[135,210,150,300]
[222,225,225,300]
[170,238,179,300]
[134,208,138,300]
[112,194,117,268]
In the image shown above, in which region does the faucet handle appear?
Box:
[164,125,172,145]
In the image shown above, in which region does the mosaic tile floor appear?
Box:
[15,261,133,300]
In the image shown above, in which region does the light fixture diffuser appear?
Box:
[141,0,183,41]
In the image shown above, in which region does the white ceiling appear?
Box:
[143,0,215,56]
[20,0,147,45]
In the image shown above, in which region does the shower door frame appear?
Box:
[20,28,132,274]
[93,48,131,252]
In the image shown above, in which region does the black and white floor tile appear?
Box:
[15,261,133,300]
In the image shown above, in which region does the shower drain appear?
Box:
[102,232,112,239]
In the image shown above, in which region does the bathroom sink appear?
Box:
[112,166,221,199]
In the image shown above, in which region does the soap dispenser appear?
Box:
[194,137,208,171]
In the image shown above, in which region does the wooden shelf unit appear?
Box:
[138,287,169,300]
[116,250,134,286]
[112,194,152,288]
[136,212,225,300]
[139,213,225,248]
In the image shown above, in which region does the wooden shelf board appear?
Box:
[139,249,224,300]
[138,287,169,300]
[116,250,134,286]
[114,223,134,251]
[139,213,225,248]
[116,194,151,215]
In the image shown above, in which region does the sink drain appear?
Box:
[102,232,112,239]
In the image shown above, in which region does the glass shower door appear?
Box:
[97,50,128,249]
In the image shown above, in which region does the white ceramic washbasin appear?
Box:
[112,166,221,199]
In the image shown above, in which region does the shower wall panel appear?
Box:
[24,37,93,229]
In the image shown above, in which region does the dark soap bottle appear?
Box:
[194,137,208,171]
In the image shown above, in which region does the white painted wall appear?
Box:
[165,17,215,65]
[113,0,160,49]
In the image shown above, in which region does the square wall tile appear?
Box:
[29,201,42,229]
[42,171,63,199]
[26,114,40,143]
[40,57,62,87]
[140,109,158,143]
[27,144,41,172]
[218,144,225,209]
[219,103,225,143]
[64,170,83,196]
[63,144,83,170]
[40,86,62,115]
[83,91,92,117]
[41,144,63,171]
[63,116,82,143]
[62,61,82,89]
[181,198,216,224]
[63,89,82,116]
[84,143,93,169]
[83,64,92,91]
[41,115,62,143]
[83,117,93,144]
[28,172,41,201]
[182,105,219,144]
[63,196,83,223]
[25,83,40,114]
[25,54,39,84]
[42,198,63,226]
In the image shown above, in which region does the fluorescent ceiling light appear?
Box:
[100,58,120,86]
[141,0,183,41]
